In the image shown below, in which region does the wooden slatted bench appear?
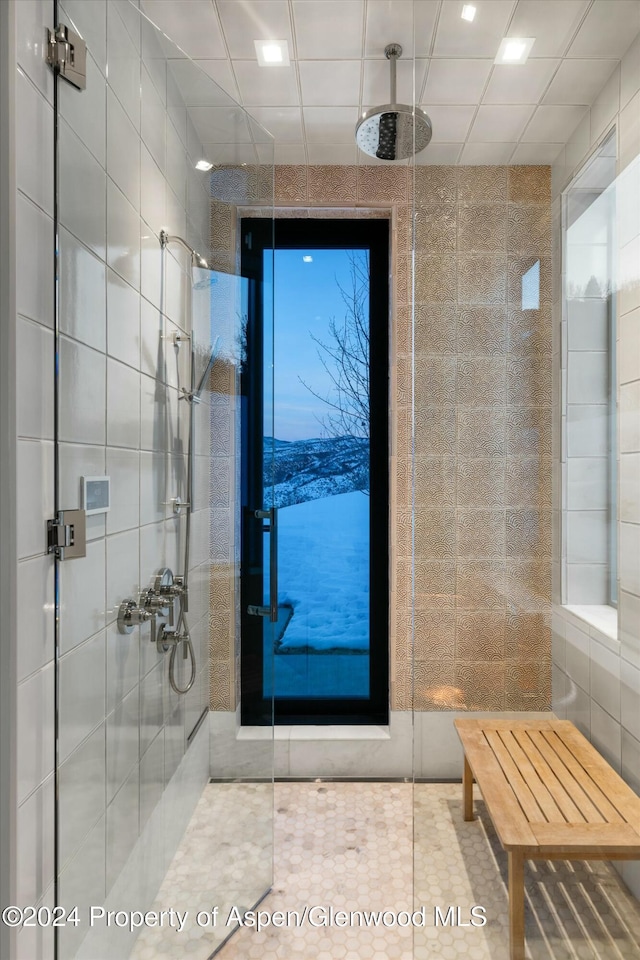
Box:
[454,717,640,960]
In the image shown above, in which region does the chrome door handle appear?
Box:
[249,507,278,623]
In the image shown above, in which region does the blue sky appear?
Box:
[264,247,368,442]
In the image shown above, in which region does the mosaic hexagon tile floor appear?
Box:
[131,782,640,960]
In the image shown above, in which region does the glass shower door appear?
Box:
[52,2,274,958]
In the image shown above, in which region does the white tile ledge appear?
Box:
[564,604,619,650]
[237,725,391,742]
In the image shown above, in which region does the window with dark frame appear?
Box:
[239,217,389,725]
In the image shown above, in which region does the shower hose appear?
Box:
[168,604,196,695]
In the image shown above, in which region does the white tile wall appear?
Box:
[107,270,140,370]
[590,697,622,770]
[58,631,106,762]
[16,775,54,906]
[106,765,140,891]
[13,2,218,956]
[59,337,107,444]
[59,121,107,260]
[17,318,54,440]
[17,554,54,682]
[107,358,141,449]
[16,68,53,216]
[59,227,107,351]
[58,52,106,167]
[552,34,640,897]
[58,538,107,654]
[590,635,621,719]
[16,439,54,561]
[106,620,139,713]
[106,447,140,534]
[16,193,53,327]
[107,90,140,208]
[16,662,55,805]
[106,686,140,802]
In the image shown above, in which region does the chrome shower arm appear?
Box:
[159,229,208,269]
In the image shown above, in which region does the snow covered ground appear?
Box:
[267,488,370,698]
[276,489,369,653]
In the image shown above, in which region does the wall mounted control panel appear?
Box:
[82,476,110,515]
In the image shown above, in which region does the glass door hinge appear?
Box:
[47,24,87,90]
[47,509,86,560]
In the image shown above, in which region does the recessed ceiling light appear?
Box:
[495,36,535,64]
[302,255,313,263]
[254,39,290,67]
[195,159,213,171]
[461,4,476,21]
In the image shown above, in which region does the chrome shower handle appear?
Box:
[117,599,152,633]
[252,507,278,623]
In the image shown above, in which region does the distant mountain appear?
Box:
[264,436,369,507]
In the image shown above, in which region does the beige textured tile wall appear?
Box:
[411,164,552,713]
[209,163,553,715]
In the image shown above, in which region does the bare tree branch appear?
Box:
[299,251,370,492]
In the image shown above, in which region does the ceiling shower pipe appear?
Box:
[356,43,432,161]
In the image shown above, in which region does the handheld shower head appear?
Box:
[356,43,432,161]
[160,230,209,269]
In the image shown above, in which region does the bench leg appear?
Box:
[463,755,474,821]
[508,851,525,960]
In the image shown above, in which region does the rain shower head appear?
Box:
[356,43,432,161]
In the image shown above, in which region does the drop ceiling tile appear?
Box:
[483,60,560,105]
[244,106,303,141]
[510,141,564,163]
[362,59,427,107]
[567,0,640,58]
[414,1,442,58]
[271,143,306,164]
[308,143,358,164]
[506,0,589,57]
[364,0,413,56]
[543,58,618,105]
[189,106,253,144]
[423,59,493,105]
[460,142,517,164]
[303,106,360,142]
[590,66,620,144]
[468,104,535,142]
[256,141,306,164]
[140,1,227,59]
[233,60,300,106]
[299,61,362,106]
[364,0,439,58]
[415,142,464,164]
[293,0,364,59]
[200,142,259,164]
[521,103,588,141]
[188,60,240,103]
[621,31,640,110]
[248,113,275,147]
[422,105,475,143]
[433,0,516,58]
[216,0,293,60]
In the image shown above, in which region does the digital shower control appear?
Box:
[82,476,111,515]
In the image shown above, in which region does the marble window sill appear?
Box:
[563,603,619,651]
[237,725,391,741]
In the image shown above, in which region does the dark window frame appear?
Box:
[240,217,390,725]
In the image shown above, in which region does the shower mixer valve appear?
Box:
[117,567,188,646]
